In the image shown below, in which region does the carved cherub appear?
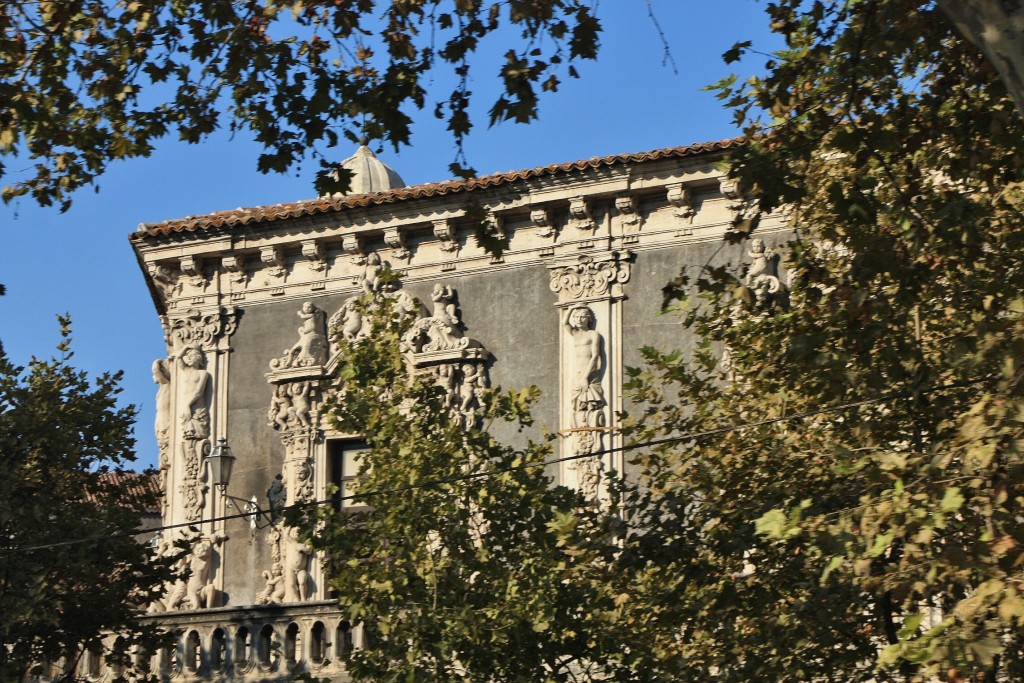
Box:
[361,252,383,294]
[256,562,286,605]
[283,526,313,602]
[268,384,293,430]
[289,381,312,428]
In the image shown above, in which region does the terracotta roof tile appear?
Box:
[131,138,742,240]
[83,471,161,511]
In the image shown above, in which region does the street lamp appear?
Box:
[204,437,271,531]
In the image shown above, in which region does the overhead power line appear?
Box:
[4,376,989,555]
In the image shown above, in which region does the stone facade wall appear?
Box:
[118,143,790,682]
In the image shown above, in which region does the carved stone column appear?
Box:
[264,301,330,604]
[162,307,239,527]
[158,306,239,609]
[548,252,631,506]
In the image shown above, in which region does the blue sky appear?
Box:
[0,1,778,470]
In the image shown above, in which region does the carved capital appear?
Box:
[432,219,458,253]
[567,196,596,235]
[384,227,410,261]
[260,245,287,279]
[549,253,631,303]
[170,307,240,351]
[531,208,556,239]
[301,239,326,272]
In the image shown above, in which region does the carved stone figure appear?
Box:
[292,458,314,502]
[361,252,384,294]
[153,359,172,509]
[177,347,210,521]
[267,473,286,521]
[269,384,292,430]
[289,381,312,428]
[567,306,606,435]
[566,306,606,498]
[271,303,328,370]
[164,535,224,611]
[746,238,783,305]
[283,527,313,603]
[256,562,286,605]
[153,359,171,448]
[293,302,328,365]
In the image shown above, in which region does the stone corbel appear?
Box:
[567,196,596,235]
[666,182,696,235]
[531,208,556,240]
[342,234,367,266]
[432,219,459,253]
[260,245,287,281]
[180,255,206,289]
[222,253,248,286]
[301,239,327,273]
[615,195,643,240]
[485,212,506,240]
[720,176,757,231]
[148,263,181,302]
[384,227,410,261]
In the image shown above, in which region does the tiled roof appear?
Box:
[83,471,161,511]
[132,138,741,240]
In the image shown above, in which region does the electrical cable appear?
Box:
[3,375,990,554]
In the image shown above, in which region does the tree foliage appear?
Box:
[0,0,601,209]
[299,293,628,682]
[0,319,169,680]
[607,1,1024,679]
[302,3,1024,681]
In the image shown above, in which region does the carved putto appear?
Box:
[270,302,329,370]
[746,238,784,305]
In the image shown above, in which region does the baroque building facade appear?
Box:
[91,139,788,681]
